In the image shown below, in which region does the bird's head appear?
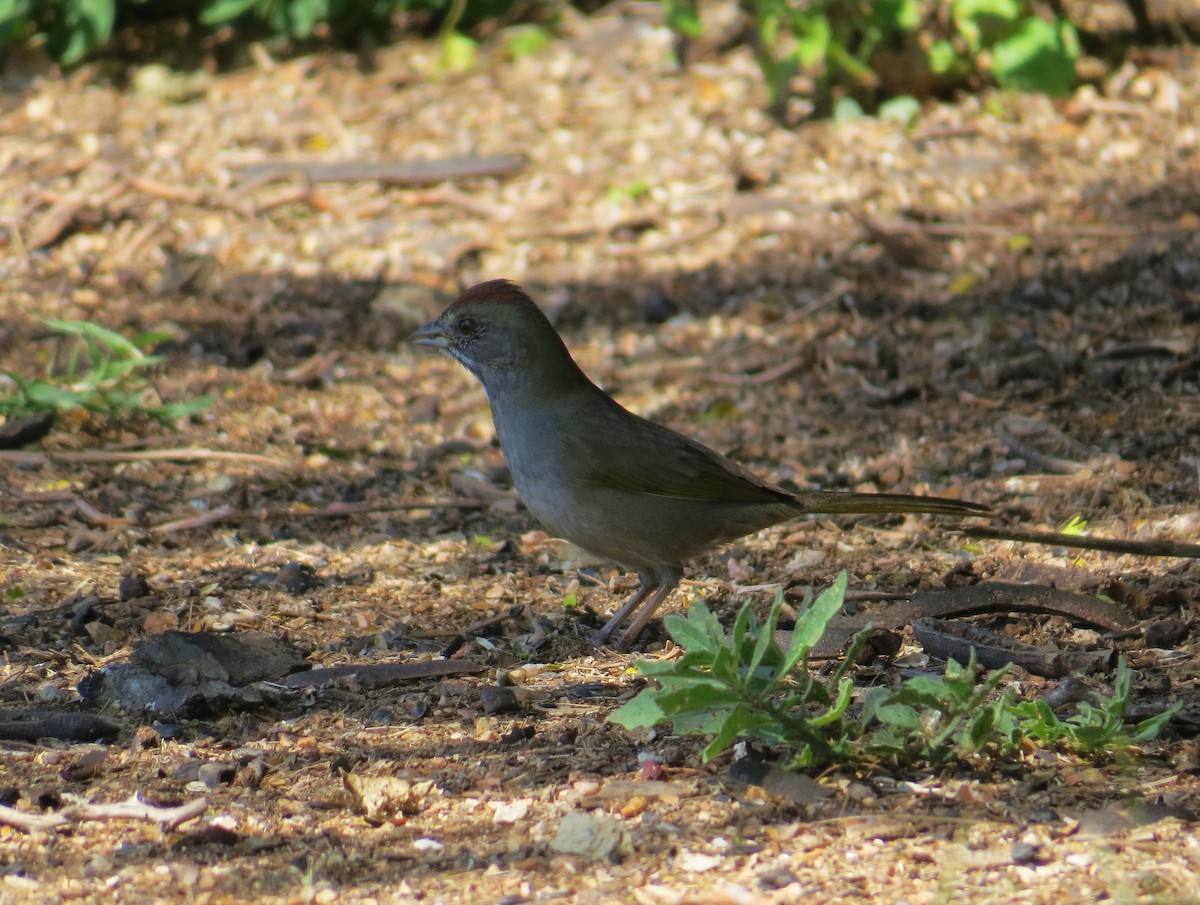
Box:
[410,280,584,393]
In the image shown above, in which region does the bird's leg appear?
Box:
[615,583,677,652]
[587,582,654,646]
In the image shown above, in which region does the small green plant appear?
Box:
[1004,663,1177,753]
[610,573,1179,769]
[605,179,652,205]
[0,319,212,426]
[1058,513,1089,535]
[610,573,868,768]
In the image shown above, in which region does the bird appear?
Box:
[410,280,990,650]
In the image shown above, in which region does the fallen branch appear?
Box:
[912,617,1116,678]
[803,582,1134,660]
[0,794,208,834]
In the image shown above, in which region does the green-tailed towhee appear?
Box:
[411,280,989,649]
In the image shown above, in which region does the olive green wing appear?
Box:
[562,405,795,505]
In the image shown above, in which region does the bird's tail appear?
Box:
[791,490,991,517]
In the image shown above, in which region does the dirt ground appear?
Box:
[2,4,1200,903]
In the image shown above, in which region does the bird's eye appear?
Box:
[456,315,481,336]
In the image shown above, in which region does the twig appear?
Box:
[148,499,486,535]
[0,794,208,834]
[0,448,288,467]
[125,173,204,204]
[707,350,816,387]
[233,154,528,186]
[993,424,1087,475]
[73,496,134,528]
[278,659,484,689]
[963,525,1200,559]
[150,505,236,535]
[0,711,121,742]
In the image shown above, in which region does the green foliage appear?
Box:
[609,574,1179,770]
[197,0,487,42]
[0,0,128,65]
[0,319,212,426]
[665,0,1080,118]
[0,0,1089,113]
[0,0,520,64]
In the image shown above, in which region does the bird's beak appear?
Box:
[409,319,449,349]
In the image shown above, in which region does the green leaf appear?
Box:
[287,0,327,38]
[708,640,740,686]
[21,383,88,409]
[156,396,213,417]
[868,0,922,32]
[1057,513,1088,535]
[671,707,732,736]
[702,704,756,761]
[199,0,261,25]
[44,319,144,360]
[872,702,924,730]
[654,681,741,712]
[808,677,854,728]
[439,31,477,74]
[927,39,962,76]
[663,600,725,655]
[0,0,31,28]
[833,96,865,123]
[664,0,702,39]
[789,11,830,70]
[952,0,1022,54]
[634,659,700,679]
[989,17,1077,96]
[609,690,666,730]
[504,25,550,59]
[878,95,921,126]
[747,588,782,683]
[129,330,175,349]
[45,0,115,64]
[779,572,847,676]
[966,705,999,750]
[731,593,754,652]
[1130,703,1182,743]
[953,0,1022,15]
